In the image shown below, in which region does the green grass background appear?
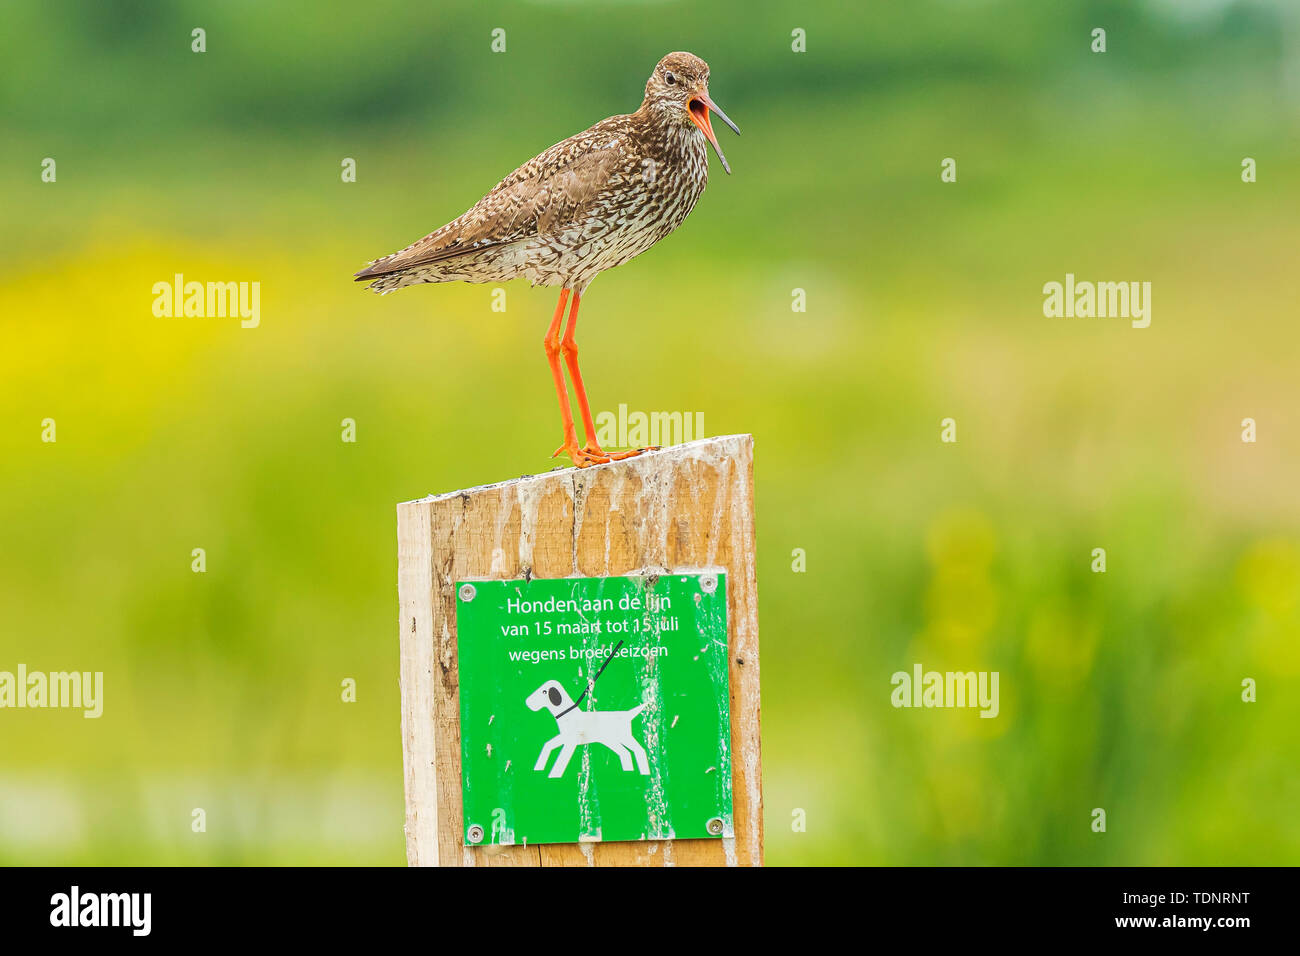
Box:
[2,0,1298,864]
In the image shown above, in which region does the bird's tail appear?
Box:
[356,269,429,296]
[354,254,501,295]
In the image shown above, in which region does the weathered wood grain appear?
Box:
[396,434,763,866]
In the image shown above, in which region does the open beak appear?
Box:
[687,89,740,175]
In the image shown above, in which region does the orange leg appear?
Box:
[557,291,656,462]
[545,290,608,468]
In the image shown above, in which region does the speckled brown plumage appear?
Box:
[354,52,733,295]
[354,52,738,467]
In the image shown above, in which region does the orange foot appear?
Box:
[553,441,610,468]
[586,444,659,462]
[551,443,661,468]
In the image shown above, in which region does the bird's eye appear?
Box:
[665,71,676,85]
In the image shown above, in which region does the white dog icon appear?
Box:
[526,679,650,779]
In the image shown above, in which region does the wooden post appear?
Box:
[396,434,762,866]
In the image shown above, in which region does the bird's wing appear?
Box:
[354,130,630,280]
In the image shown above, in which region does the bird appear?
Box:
[354,51,739,468]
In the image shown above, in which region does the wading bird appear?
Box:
[354,52,739,467]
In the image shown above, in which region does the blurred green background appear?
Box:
[2,0,1298,865]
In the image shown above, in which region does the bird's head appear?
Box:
[642,51,740,174]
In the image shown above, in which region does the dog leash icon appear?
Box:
[555,640,625,718]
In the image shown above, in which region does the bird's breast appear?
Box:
[600,146,707,247]
[529,130,711,289]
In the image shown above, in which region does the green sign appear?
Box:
[456,572,732,847]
